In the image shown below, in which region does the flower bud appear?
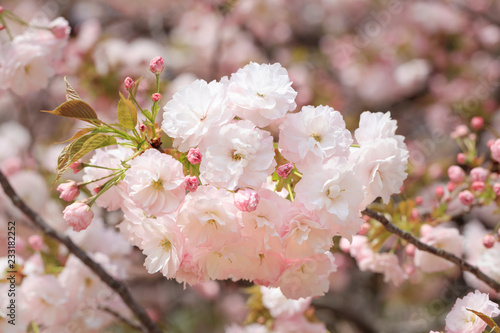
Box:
[187,148,202,164]
[185,176,199,192]
[69,160,83,174]
[470,167,488,182]
[411,208,419,219]
[483,234,495,249]
[150,56,164,74]
[277,163,294,179]
[124,77,135,90]
[457,153,466,164]
[451,125,469,139]
[405,244,416,256]
[28,235,43,251]
[415,196,423,206]
[447,181,456,192]
[458,190,474,206]
[234,188,260,212]
[63,202,93,232]
[494,183,500,196]
[139,124,146,132]
[151,93,161,102]
[435,186,444,198]
[491,139,500,162]
[57,180,80,202]
[49,17,70,39]
[358,222,370,236]
[471,116,484,131]
[0,6,3,14]
[472,181,485,192]
[448,165,465,183]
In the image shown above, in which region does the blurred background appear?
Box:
[1,0,500,332]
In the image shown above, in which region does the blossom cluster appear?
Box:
[75,61,409,299]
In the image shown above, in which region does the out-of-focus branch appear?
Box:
[0,169,162,333]
[98,305,143,331]
[363,208,500,292]
[314,303,378,333]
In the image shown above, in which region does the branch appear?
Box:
[363,208,500,292]
[0,169,162,333]
[313,303,378,333]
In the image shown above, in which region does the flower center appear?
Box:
[326,184,344,200]
[151,179,164,190]
[231,150,245,161]
[160,238,172,251]
[256,92,265,98]
[310,133,322,143]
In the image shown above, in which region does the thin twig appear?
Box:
[0,169,162,333]
[363,208,500,292]
[98,305,143,331]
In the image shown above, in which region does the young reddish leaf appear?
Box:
[466,308,500,333]
[64,77,81,101]
[42,100,99,124]
[117,92,137,130]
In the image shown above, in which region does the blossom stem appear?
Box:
[363,208,500,292]
[0,16,12,40]
[286,181,294,202]
[292,170,302,178]
[0,169,162,333]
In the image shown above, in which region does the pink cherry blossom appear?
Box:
[459,190,475,206]
[445,290,500,333]
[185,176,199,192]
[470,167,488,182]
[149,56,164,74]
[277,163,294,179]
[124,148,186,216]
[279,105,352,171]
[490,139,500,162]
[228,62,297,127]
[124,77,134,90]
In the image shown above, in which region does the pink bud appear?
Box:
[151,93,161,102]
[69,160,83,174]
[234,188,260,212]
[491,139,500,162]
[57,180,80,202]
[0,6,3,14]
[124,77,135,90]
[277,163,294,179]
[494,183,500,196]
[49,17,70,39]
[358,222,371,236]
[185,176,199,192]
[472,181,485,192]
[0,26,4,31]
[187,148,202,164]
[459,190,474,206]
[451,125,469,139]
[63,202,94,232]
[471,116,484,131]
[483,234,495,249]
[435,186,444,198]
[28,235,43,251]
[139,124,146,132]
[470,167,488,182]
[447,181,456,192]
[150,56,164,74]
[457,153,466,164]
[448,165,465,183]
[411,208,419,219]
[405,244,416,256]
[415,196,423,206]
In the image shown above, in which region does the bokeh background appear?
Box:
[1,0,500,332]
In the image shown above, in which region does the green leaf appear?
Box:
[55,128,92,144]
[64,77,81,101]
[117,92,137,130]
[42,100,99,124]
[466,308,500,333]
[54,133,116,183]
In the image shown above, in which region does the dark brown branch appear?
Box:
[0,169,162,333]
[363,208,500,292]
